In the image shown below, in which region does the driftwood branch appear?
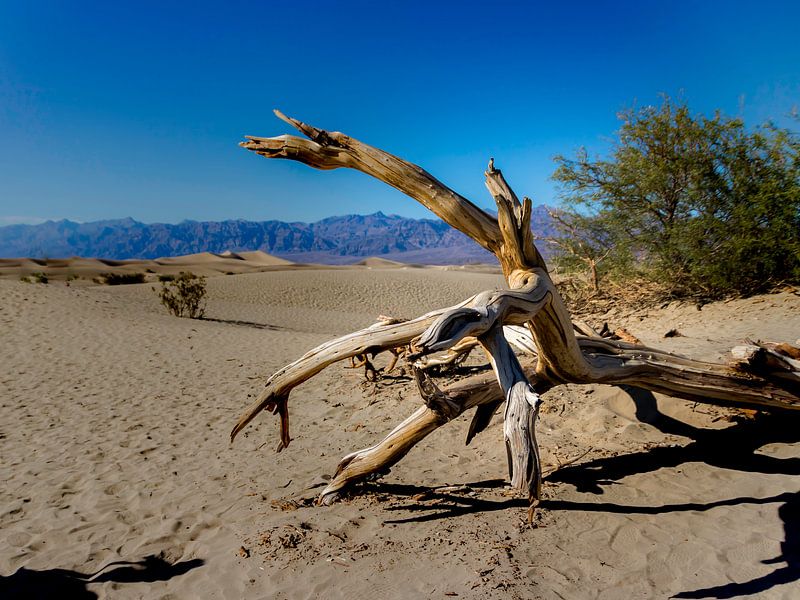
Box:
[481,323,543,504]
[231,304,458,443]
[235,112,800,506]
[242,110,502,255]
[318,365,537,505]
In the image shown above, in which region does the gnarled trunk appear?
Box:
[232,111,800,510]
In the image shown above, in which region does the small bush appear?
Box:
[23,272,49,284]
[66,273,79,281]
[157,271,207,318]
[158,274,175,282]
[552,96,800,300]
[101,272,146,285]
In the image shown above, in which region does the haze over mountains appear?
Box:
[0,208,557,265]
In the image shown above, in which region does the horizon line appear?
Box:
[0,206,554,228]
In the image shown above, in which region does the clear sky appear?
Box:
[1,0,798,225]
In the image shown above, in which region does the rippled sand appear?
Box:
[2,267,800,599]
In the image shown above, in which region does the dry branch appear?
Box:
[318,364,538,504]
[231,304,457,443]
[242,110,502,255]
[235,112,800,506]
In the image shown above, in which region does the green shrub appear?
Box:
[100,272,146,285]
[552,96,800,299]
[156,271,207,318]
[23,272,49,284]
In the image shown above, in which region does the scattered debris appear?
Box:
[613,327,641,344]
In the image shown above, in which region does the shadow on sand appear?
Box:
[0,554,204,600]
[377,387,800,598]
[200,316,283,330]
[378,479,526,524]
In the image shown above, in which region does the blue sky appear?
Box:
[1,0,798,225]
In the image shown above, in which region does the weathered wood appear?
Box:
[420,300,800,410]
[231,303,460,442]
[480,323,542,504]
[230,296,544,446]
[242,110,502,256]
[235,112,800,505]
[318,366,523,504]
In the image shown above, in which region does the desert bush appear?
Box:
[156,271,207,318]
[552,96,800,299]
[158,274,175,282]
[553,271,667,318]
[22,272,49,284]
[100,272,146,285]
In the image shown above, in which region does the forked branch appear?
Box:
[236,112,800,507]
[231,304,458,443]
[241,110,502,255]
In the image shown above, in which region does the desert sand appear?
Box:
[0,251,298,283]
[2,257,800,599]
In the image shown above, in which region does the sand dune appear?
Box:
[0,250,299,282]
[156,250,293,267]
[65,257,109,268]
[156,251,239,264]
[235,250,293,266]
[2,268,800,599]
[355,256,410,268]
[0,251,496,285]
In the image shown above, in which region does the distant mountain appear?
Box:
[0,209,557,265]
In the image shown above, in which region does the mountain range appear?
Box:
[0,208,557,265]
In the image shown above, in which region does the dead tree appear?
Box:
[231,111,800,509]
